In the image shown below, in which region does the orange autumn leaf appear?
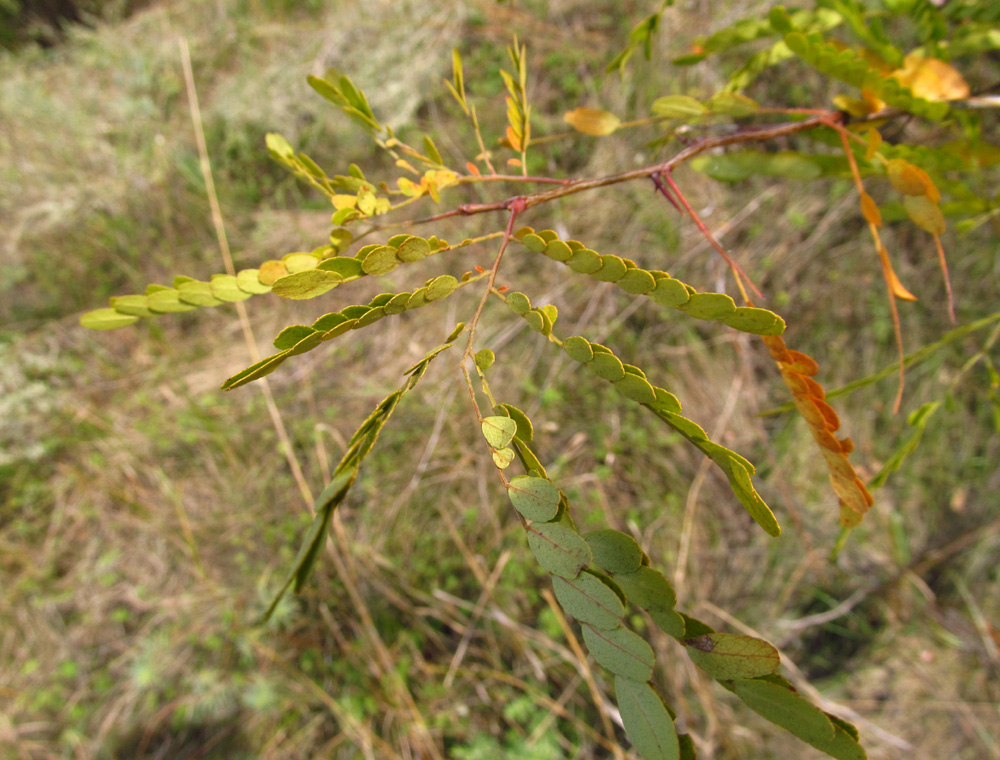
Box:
[860,192,882,227]
[762,334,874,527]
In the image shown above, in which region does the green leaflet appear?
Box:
[492,448,515,469]
[730,678,867,760]
[274,325,316,350]
[494,403,533,442]
[582,623,655,682]
[210,274,254,302]
[507,475,561,522]
[615,567,677,613]
[221,350,292,390]
[650,609,687,638]
[584,529,643,574]
[515,229,785,336]
[79,308,139,330]
[684,633,780,679]
[177,280,224,307]
[615,676,681,760]
[551,573,625,630]
[651,94,707,120]
[271,270,343,300]
[526,522,592,579]
[481,416,517,449]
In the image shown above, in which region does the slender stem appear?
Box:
[658,172,760,302]
[839,127,906,414]
[460,200,525,422]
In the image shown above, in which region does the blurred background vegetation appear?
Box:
[1,1,998,758]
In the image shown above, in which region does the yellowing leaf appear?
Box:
[859,192,882,227]
[887,159,939,201]
[865,128,882,161]
[892,53,970,102]
[881,250,919,301]
[506,124,522,152]
[331,194,358,210]
[563,107,621,136]
[904,195,946,236]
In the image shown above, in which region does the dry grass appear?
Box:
[2,1,999,759]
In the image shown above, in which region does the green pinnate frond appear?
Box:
[513,229,785,336]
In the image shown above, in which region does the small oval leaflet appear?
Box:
[679,292,737,320]
[650,609,687,639]
[684,633,780,680]
[361,246,401,276]
[481,416,517,450]
[507,475,561,522]
[236,269,272,294]
[903,194,946,235]
[563,336,594,363]
[617,267,657,294]
[475,349,495,371]
[616,676,681,760]
[271,270,343,300]
[147,289,196,313]
[396,235,431,262]
[544,239,573,261]
[616,373,657,404]
[593,254,628,282]
[425,275,458,301]
[521,233,548,253]
[494,403,533,442]
[615,567,677,612]
[492,447,515,469]
[563,107,622,136]
[80,308,139,330]
[274,325,316,350]
[587,352,626,382]
[551,573,625,630]
[649,277,691,308]
[567,248,603,274]
[584,529,643,574]
[582,624,655,682]
[506,292,532,315]
[526,522,592,578]
[652,94,707,120]
[177,280,223,307]
[210,274,254,302]
[723,306,785,336]
[110,294,155,317]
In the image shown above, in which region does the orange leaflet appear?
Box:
[762,334,874,527]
